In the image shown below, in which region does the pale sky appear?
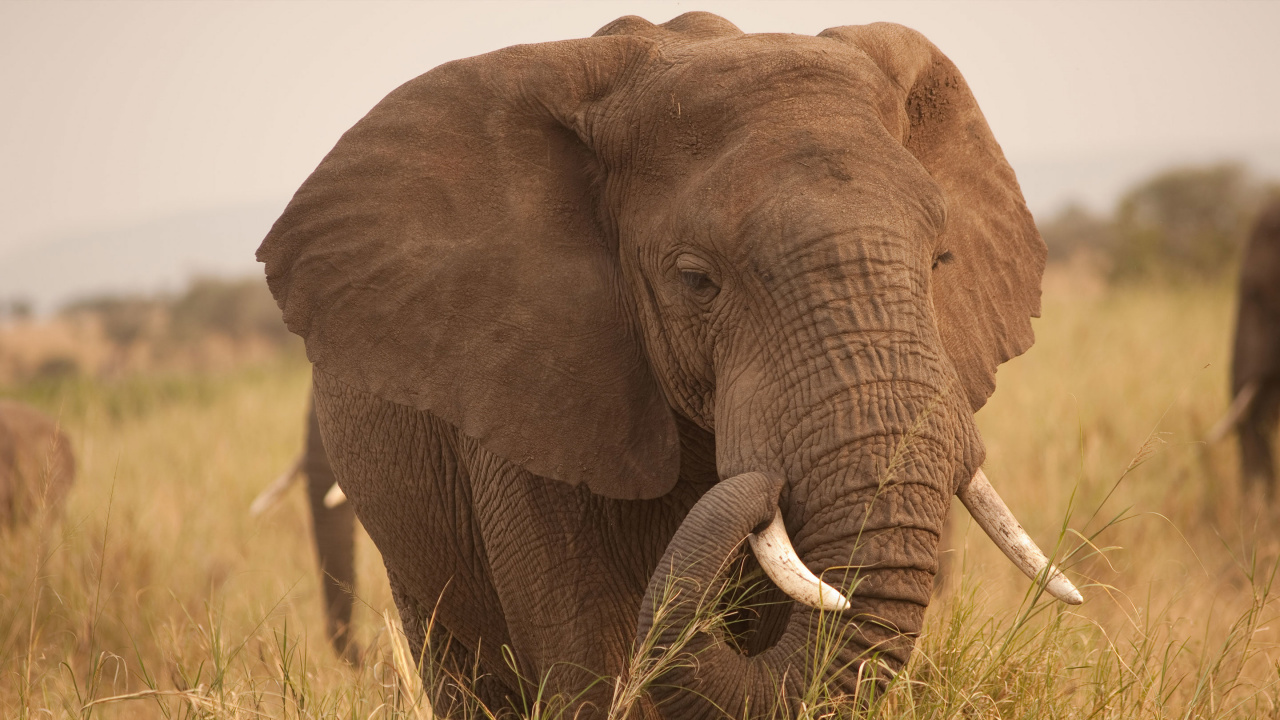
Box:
[2,0,1279,264]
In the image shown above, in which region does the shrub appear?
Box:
[1038,162,1280,284]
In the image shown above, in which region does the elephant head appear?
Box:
[258,13,1078,714]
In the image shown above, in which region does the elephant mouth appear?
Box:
[748,467,1083,611]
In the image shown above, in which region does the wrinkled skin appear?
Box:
[298,394,360,662]
[258,13,1045,718]
[1230,198,1280,498]
[0,400,74,529]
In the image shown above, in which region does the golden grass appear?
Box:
[0,362,400,718]
[3,264,1279,718]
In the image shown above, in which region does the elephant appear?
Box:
[1214,197,1280,499]
[0,399,74,529]
[250,391,359,662]
[257,13,1082,718]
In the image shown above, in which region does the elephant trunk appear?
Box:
[635,466,942,718]
[303,398,360,663]
[634,472,801,718]
[630,244,992,715]
[636,319,972,713]
[634,429,1081,716]
[635,413,957,717]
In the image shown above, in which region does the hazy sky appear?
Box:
[3,0,1279,259]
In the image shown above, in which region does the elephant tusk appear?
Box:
[959,469,1083,605]
[324,482,348,509]
[1207,381,1260,443]
[249,454,304,516]
[749,510,851,612]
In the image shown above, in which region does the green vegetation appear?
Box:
[1039,162,1280,282]
[2,266,1277,718]
[59,276,297,359]
[0,276,301,387]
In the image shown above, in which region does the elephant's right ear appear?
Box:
[258,37,680,500]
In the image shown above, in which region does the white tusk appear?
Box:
[323,482,348,509]
[749,509,851,612]
[1207,381,1260,443]
[959,469,1083,605]
[249,455,304,516]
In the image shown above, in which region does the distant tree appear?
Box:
[1109,163,1262,282]
[59,277,291,353]
[1038,203,1114,264]
[167,276,291,344]
[9,298,32,321]
[0,297,34,324]
[61,295,162,348]
[34,355,80,382]
[1040,163,1279,283]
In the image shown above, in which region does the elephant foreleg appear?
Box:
[1239,380,1280,501]
[303,399,359,662]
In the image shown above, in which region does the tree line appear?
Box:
[1039,162,1280,282]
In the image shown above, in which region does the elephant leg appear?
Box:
[310,371,522,708]
[389,568,518,716]
[303,398,359,662]
[1240,383,1278,496]
[464,444,678,718]
[1238,381,1279,501]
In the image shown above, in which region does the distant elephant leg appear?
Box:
[1238,380,1280,500]
[303,398,359,662]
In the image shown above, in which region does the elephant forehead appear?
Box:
[655,32,890,100]
[603,38,941,248]
[624,123,945,267]
[612,33,904,144]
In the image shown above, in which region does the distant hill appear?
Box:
[0,203,285,314]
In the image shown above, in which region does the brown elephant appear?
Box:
[251,392,358,662]
[0,399,74,529]
[1215,198,1280,499]
[257,13,1081,718]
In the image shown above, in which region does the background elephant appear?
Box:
[0,400,74,529]
[1216,198,1280,498]
[258,13,1078,718]
[251,391,358,662]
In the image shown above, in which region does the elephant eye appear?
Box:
[681,270,713,292]
[676,253,719,301]
[932,250,954,270]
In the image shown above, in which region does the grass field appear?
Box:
[3,266,1278,719]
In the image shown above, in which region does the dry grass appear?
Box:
[3,264,1279,718]
[0,362,400,718]
[0,314,291,386]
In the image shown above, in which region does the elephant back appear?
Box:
[0,401,75,528]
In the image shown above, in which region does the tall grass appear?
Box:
[3,266,1278,718]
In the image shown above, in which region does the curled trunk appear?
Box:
[635,472,923,718]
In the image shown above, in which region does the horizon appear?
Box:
[3,1,1279,309]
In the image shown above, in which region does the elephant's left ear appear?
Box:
[821,23,1047,412]
[257,36,680,500]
